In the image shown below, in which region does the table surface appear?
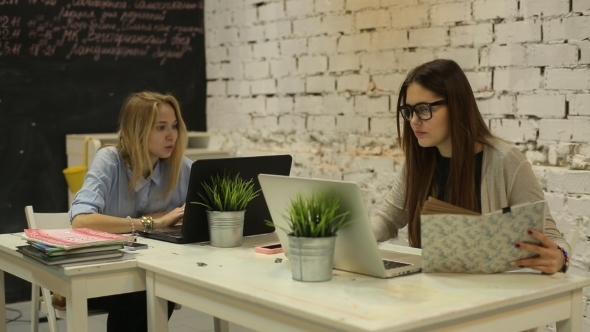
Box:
[138,234,590,332]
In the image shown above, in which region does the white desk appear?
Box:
[140,234,590,332]
[0,233,200,332]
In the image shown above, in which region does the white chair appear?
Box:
[24,206,107,332]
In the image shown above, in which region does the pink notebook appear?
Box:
[23,228,133,250]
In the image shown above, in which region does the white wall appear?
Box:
[204,0,590,328]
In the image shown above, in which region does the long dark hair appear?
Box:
[396,59,493,248]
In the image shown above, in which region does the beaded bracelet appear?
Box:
[127,216,136,235]
[557,245,569,273]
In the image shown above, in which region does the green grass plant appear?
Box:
[192,172,260,211]
[268,192,353,238]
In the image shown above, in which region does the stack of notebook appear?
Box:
[17,228,134,266]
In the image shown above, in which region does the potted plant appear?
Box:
[269,192,352,282]
[193,172,260,248]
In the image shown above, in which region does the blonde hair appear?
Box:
[117,91,188,195]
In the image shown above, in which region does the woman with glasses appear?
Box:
[370,59,569,275]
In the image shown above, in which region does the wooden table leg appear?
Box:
[0,272,6,332]
[556,288,583,332]
[146,271,168,332]
[66,278,89,332]
[213,317,230,332]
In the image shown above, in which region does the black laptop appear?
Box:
[137,154,293,244]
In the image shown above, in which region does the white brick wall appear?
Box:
[544,16,590,41]
[315,0,344,13]
[478,94,515,116]
[450,24,493,46]
[436,48,479,70]
[336,115,369,133]
[356,10,390,30]
[431,3,472,25]
[337,74,370,92]
[205,1,590,327]
[495,20,542,44]
[294,95,323,114]
[546,69,590,90]
[306,76,336,93]
[370,31,406,51]
[488,45,526,67]
[408,27,449,47]
[338,34,371,53]
[298,55,328,74]
[309,36,338,55]
[258,2,285,22]
[391,6,429,28]
[520,0,569,17]
[569,95,590,116]
[329,54,360,72]
[323,95,354,114]
[489,118,538,142]
[473,0,518,20]
[526,44,577,67]
[516,94,566,118]
[494,68,542,91]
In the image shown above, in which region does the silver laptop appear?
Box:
[258,174,422,278]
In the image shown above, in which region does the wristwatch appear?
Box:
[557,246,569,273]
[140,216,154,232]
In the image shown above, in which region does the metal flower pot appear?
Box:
[207,210,245,248]
[288,235,336,282]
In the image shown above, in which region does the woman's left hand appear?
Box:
[513,229,565,275]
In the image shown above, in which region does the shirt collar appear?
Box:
[125,159,163,192]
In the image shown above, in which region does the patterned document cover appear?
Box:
[421,200,546,273]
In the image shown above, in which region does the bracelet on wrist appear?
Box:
[557,245,569,273]
[140,216,154,232]
[127,216,136,235]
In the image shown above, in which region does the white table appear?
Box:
[0,233,200,332]
[140,234,590,332]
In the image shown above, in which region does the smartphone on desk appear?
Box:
[254,243,283,254]
[124,242,149,251]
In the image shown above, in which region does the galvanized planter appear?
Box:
[207,210,245,248]
[288,235,336,282]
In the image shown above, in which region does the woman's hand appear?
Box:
[152,205,185,228]
[513,229,565,275]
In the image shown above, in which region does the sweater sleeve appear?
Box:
[370,164,409,242]
[508,160,571,253]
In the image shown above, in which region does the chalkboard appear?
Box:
[0,0,206,303]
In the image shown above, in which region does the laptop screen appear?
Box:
[183,155,293,243]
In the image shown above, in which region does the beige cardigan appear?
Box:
[371,138,570,252]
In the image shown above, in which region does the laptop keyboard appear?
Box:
[158,230,182,237]
[383,260,410,270]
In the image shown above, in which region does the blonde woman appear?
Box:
[69,91,192,331]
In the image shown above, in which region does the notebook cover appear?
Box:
[421,200,545,273]
[16,245,124,266]
[22,228,133,249]
[29,242,124,256]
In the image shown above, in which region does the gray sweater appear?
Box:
[371,138,570,252]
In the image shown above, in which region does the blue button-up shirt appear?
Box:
[69,146,192,221]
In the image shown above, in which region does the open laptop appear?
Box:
[258,174,422,278]
[138,155,293,244]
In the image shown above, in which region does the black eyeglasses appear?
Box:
[398,100,447,121]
